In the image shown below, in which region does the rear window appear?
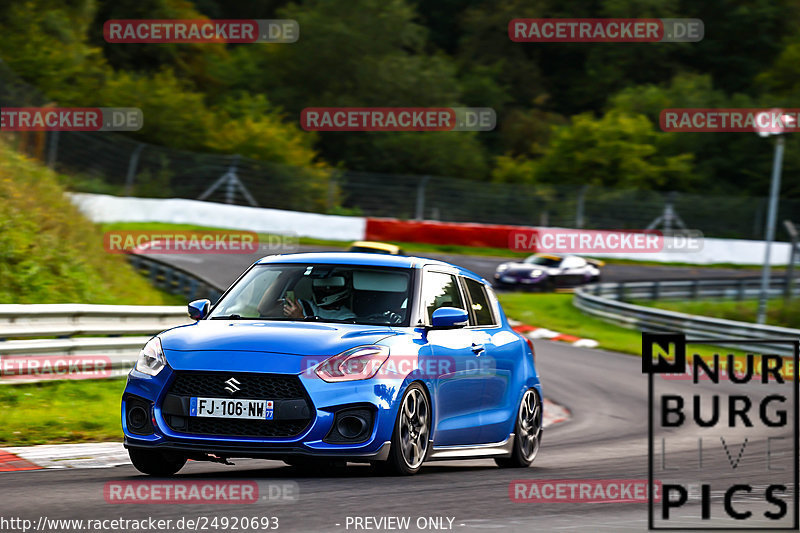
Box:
[464,278,495,326]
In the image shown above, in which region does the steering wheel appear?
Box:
[299,298,314,317]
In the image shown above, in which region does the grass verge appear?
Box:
[631,297,800,329]
[0,378,125,446]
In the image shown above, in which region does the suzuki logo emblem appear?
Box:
[224,377,241,395]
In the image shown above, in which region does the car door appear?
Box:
[461,277,521,443]
[419,269,487,446]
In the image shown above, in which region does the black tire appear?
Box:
[128,448,186,476]
[495,388,543,468]
[377,382,431,476]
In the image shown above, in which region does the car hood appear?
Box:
[159,320,397,372]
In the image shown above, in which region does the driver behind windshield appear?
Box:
[283,276,356,321]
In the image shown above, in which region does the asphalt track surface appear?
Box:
[150,244,779,290]
[1,250,795,532]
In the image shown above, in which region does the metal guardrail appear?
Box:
[0,255,225,382]
[575,280,800,355]
[587,277,799,302]
[0,304,191,382]
[126,254,224,302]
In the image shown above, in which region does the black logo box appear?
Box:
[643,333,799,530]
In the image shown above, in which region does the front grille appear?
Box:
[187,418,310,438]
[168,372,306,399]
[165,371,313,438]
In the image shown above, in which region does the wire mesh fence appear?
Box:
[1,58,797,240]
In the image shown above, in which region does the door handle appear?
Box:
[471,343,485,354]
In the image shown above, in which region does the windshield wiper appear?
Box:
[210,314,248,320]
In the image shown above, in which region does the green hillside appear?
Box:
[0,141,181,304]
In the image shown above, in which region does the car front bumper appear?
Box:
[121,366,403,461]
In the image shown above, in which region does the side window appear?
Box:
[464,278,495,326]
[421,272,465,323]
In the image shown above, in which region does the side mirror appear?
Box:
[188,299,211,320]
[430,307,469,329]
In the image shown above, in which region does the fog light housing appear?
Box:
[125,396,154,436]
[324,407,374,444]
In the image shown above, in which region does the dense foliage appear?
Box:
[1,0,798,197]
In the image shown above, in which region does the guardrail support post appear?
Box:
[150,263,160,286]
[575,185,588,228]
[124,143,145,196]
[46,131,59,169]
[784,220,798,300]
[652,281,660,300]
[756,136,785,324]
[415,176,430,221]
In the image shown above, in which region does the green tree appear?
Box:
[0,0,108,104]
[608,73,800,197]
[495,111,695,190]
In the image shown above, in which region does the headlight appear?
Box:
[529,269,543,277]
[135,337,166,376]
[496,264,509,273]
[315,345,390,382]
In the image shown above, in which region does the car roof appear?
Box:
[256,252,485,282]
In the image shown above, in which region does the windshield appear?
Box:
[208,264,413,326]
[523,255,562,267]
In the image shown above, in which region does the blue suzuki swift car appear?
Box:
[122,253,542,475]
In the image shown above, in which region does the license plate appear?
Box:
[501,275,516,283]
[190,397,273,420]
